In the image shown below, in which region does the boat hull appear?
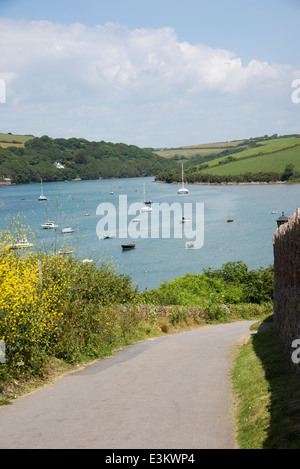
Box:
[121,244,135,250]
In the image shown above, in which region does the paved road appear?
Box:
[0,321,254,449]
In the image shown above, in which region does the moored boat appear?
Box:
[41,221,58,229]
[58,247,74,255]
[121,241,135,250]
[9,237,33,249]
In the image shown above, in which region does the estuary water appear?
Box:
[0,177,299,292]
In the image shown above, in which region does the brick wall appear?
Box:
[273,208,300,370]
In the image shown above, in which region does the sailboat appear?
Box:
[38,179,47,200]
[84,203,90,216]
[140,183,152,212]
[227,210,234,223]
[178,164,188,194]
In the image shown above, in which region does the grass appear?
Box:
[153,140,245,159]
[201,136,300,175]
[232,323,300,449]
[0,132,35,147]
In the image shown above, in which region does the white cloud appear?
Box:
[0,18,298,146]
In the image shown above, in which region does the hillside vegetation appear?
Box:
[0,134,177,184]
[155,134,300,184]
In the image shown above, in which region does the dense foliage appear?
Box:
[0,219,273,401]
[156,167,299,184]
[0,135,177,184]
[143,261,274,309]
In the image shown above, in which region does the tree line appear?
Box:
[155,163,298,185]
[0,135,178,184]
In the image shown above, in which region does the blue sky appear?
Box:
[0,0,299,147]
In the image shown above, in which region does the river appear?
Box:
[0,177,299,291]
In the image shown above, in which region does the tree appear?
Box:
[281,163,295,181]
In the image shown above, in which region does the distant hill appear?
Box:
[0,132,35,148]
[0,134,178,184]
[155,134,300,184]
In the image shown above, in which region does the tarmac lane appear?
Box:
[0,321,255,449]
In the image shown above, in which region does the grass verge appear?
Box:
[232,321,300,449]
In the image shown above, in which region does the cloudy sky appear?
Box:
[0,0,299,147]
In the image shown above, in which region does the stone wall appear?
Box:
[273,208,300,371]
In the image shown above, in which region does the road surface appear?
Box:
[0,321,254,449]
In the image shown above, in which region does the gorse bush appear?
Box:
[0,221,138,375]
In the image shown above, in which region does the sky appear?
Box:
[0,0,299,147]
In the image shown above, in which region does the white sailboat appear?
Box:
[140,182,152,212]
[178,164,188,194]
[38,179,47,200]
[84,203,90,216]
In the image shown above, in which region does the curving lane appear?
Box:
[0,321,254,449]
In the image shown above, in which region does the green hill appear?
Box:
[201,136,300,175]
[155,134,300,184]
[0,132,35,148]
[153,139,245,162]
[0,134,178,184]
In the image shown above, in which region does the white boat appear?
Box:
[41,220,58,229]
[9,237,33,249]
[132,218,142,222]
[140,182,152,212]
[38,179,47,200]
[180,217,191,223]
[140,206,152,212]
[61,227,74,233]
[103,234,116,239]
[82,258,93,264]
[84,203,90,216]
[178,164,189,194]
[186,241,195,249]
[58,247,74,255]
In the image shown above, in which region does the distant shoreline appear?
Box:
[154,180,288,186]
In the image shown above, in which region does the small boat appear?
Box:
[41,221,58,229]
[61,227,74,234]
[103,234,116,239]
[84,203,90,216]
[140,206,152,212]
[110,191,114,195]
[144,200,153,205]
[58,248,74,255]
[178,164,189,194]
[38,179,47,201]
[121,242,135,251]
[82,258,93,264]
[132,218,142,222]
[227,209,234,222]
[9,237,33,249]
[186,241,195,249]
[180,217,191,223]
[271,210,278,214]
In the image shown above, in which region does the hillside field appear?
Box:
[201,136,300,175]
[153,140,245,160]
[0,133,35,148]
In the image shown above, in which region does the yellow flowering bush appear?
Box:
[0,220,138,374]
[0,225,69,373]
